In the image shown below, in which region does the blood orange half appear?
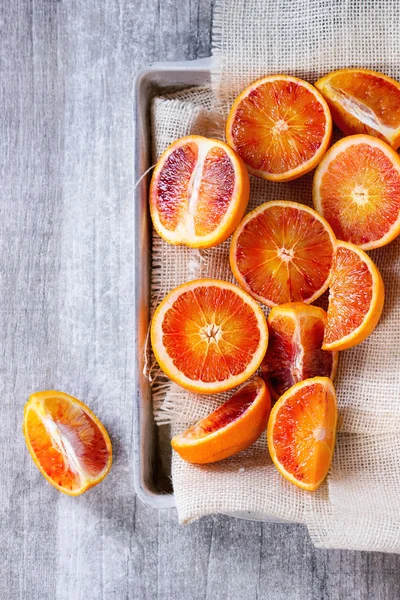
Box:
[267,377,338,491]
[230,201,336,307]
[315,68,400,149]
[24,391,112,496]
[322,241,385,351]
[151,279,268,394]
[171,377,271,464]
[149,135,250,248]
[262,303,338,400]
[313,134,400,250]
[226,75,332,181]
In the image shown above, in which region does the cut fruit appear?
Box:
[23,391,112,496]
[267,377,338,491]
[313,134,400,250]
[171,377,271,464]
[230,201,336,307]
[149,135,250,248]
[322,241,384,351]
[151,279,268,394]
[262,303,338,400]
[315,68,400,149]
[226,75,332,181]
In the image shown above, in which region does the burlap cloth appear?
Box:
[148,0,400,552]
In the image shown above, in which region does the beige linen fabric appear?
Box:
[149,0,400,552]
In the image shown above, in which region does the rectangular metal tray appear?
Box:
[133,57,286,522]
[133,57,216,509]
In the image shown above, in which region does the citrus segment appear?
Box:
[171,377,271,463]
[230,201,336,307]
[151,279,268,394]
[322,241,384,351]
[315,68,400,149]
[262,303,338,400]
[267,377,338,491]
[226,75,332,181]
[149,135,250,248]
[313,134,400,250]
[23,391,112,496]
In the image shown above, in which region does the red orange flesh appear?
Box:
[226,75,332,181]
[313,134,400,250]
[149,135,250,248]
[267,377,338,491]
[24,391,112,496]
[171,377,271,463]
[262,303,338,400]
[230,201,336,307]
[322,241,385,351]
[315,68,400,149]
[151,279,268,394]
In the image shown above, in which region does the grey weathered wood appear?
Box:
[1,1,400,598]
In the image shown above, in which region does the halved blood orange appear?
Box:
[230,201,336,307]
[151,279,268,394]
[149,135,250,248]
[262,303,338,400]
[313,134,400,250]
[23,391,112,496]
[315,68,400,149]
[322,241,384,351]
[226,75,332,181]
[171,377,271,464]
[267,377,338,491]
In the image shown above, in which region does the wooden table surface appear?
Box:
[2,1,400,598]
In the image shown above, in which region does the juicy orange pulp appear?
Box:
[230,201,336,307]
[315,69,400,149]
[322,242,384,351]
[267,377,337,491]
[171,377,271,463]
[262,303,337,400]
[313,136,400,249]
[24,391,112,496]
[151,280,268,394]
[149,136,249,248]
[226,76,332,181]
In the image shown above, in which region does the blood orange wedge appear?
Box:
[315,68,400,149]
[322,241,384,351]
[313,134,400,250]
[149,135,250,248]
[23,391,112,496]
[267,377,338,491]
[262,303,338,400]
[151,279,268,394]
[226,75,332,181]
[171,377,271,464]
[230,201,336,307]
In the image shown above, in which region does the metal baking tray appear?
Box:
[133,57,217,509]
[133,57,286,522]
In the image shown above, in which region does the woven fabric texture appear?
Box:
[149,0,400,552]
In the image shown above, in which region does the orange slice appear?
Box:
[230,201,336,307]
[322,241,384,351]
[313,134,400,250]
[267,377,338,491]
[226,75,332,181]
[171,377,271,464]
[149,135,250,248]
[151,279,268,394]
[262,303,338,400]
[315,68,400,149]
[23,391,112,496]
